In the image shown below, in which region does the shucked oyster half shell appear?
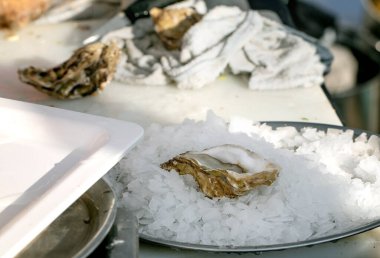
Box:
[18,42,120,99]
[161,144,279,198]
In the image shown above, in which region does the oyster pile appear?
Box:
[18,42,120,99]
[161,144,279,198]
[150,7,202,50]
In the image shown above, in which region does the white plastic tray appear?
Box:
[0,97,143,258]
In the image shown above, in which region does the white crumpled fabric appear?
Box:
[102,3,325,90]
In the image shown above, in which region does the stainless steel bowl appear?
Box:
[17,178,117,258]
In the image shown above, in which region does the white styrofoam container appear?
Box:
[0,97,143,258]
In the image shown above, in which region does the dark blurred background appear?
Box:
[287,0,380,133]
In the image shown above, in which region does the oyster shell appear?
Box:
[0,0,51,30]
[150,7,202,50]
[161,144,279,198]
[18,42,120,99]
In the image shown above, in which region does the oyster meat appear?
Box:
[18,42,120,99]
[150,7,202,50]
[161,144,279,198]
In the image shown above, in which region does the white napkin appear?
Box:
[102,4,325,90]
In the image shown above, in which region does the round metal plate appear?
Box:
[140,122,380,252]
[17,178,117,258]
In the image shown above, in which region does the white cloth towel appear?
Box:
[102,4,325,90]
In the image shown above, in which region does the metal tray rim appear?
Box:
[74,179,118,258]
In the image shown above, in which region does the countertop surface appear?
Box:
[0,18,379,258]
[0,20,340,127]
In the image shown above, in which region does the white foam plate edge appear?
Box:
[0,97,143,258]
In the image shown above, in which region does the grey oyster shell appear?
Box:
[161,144,279,198]
[18,42,120,99]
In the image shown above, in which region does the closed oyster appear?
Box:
[0,0,51,30]
[161,144,279,198]
[18,42,120,99]
[150,7,202,50]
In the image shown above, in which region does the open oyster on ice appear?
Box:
[161,144,280,198]
[18,42,120,99]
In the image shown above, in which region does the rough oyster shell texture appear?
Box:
[161,144,280,198]
[150,7,202,50]
[0,0,51,29]
[18,42,120,99]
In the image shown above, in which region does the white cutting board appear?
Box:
[0,97,143,258]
